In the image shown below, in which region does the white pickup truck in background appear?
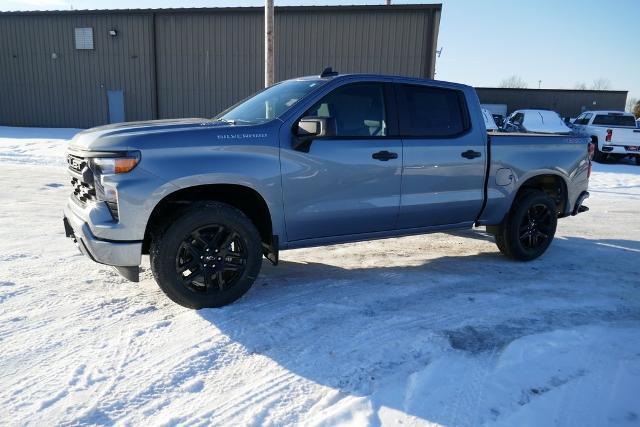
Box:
[573,111,640,164]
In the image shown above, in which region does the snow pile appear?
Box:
[0,127,639,426]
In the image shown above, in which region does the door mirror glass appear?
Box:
[293,116,336,152]
[296,116,336,138]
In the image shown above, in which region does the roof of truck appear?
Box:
[297,72,473,92]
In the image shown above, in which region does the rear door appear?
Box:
[395,83,486,229]
[280,82,402,241]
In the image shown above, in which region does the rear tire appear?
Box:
[492,191,557,261]
[150,202,263,309]
[592,141,606,163]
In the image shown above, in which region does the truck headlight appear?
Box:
[88,151,140,220]
[90,151,140,175]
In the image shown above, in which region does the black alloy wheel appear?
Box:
[150,202,262,309]
[491,190,558,261]
[176,224,248,293]
[518,203,553,252]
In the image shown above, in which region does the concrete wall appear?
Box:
[0,5,441,128]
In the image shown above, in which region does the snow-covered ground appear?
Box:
[1,126,639,426]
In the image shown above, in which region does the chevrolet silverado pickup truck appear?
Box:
[63,71,592,308]
[572,110,640,164]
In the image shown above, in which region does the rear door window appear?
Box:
[395,84,468,137]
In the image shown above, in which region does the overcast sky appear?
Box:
[3,0,638,103]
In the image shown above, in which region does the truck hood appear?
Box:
[68,118,234,152]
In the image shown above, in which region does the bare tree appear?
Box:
[626,97,638,113]
[499,75,528,89]
[634,101,640,118]
[590,78,611,90]
[574,82,588,90]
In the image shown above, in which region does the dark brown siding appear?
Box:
[0,13,155,128]
[0,5,442,127]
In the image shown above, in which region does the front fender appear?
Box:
[136,146,285,241]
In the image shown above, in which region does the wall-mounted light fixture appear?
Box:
[51,52,58,59]
[109,29,118,37]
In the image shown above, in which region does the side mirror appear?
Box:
[292,116,336,152]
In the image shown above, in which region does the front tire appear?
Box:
[492,191,557,261]
[150,202,263,309]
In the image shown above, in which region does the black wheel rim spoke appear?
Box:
[216,271,227,290]
[223,256,246,272]
[518,203,553,250]
[184,242,203,260]
[175,224,248,294]
[220,231,238,251]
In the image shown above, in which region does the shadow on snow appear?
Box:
[195,232,640,424]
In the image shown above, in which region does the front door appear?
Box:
[281,83,402,241]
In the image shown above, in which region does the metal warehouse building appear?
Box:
[475,87,628,119]
[0,4,442,128]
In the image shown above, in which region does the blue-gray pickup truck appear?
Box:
[63,70,591,308]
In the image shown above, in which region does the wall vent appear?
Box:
[74,27,94,50]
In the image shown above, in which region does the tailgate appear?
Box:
[610,128,640,146]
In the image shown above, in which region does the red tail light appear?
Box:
[605,129,612,142]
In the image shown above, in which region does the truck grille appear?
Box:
[67,154,96,205]
[70,176,96,204]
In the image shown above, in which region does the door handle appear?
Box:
[461,150,481,159]
[372,150,398,161]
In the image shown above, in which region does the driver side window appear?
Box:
[304,83,387,137]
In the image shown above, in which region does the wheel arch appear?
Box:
[511,172,569,217]
[142,184,275,255]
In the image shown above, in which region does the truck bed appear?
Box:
[478,132,590,225]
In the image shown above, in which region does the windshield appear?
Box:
[216,79,325,124]
[592,114,637,127]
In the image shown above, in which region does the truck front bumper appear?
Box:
[63,201,142,281]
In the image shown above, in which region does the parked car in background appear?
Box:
[573,111,640,164]
[482,108,499,131]
[503,110,572,134]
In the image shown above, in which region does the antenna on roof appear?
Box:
[320,67,339,78]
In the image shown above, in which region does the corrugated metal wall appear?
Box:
[154,10,264,119]
[0,13,155,128]
[0,5,441,128]
[475,88,628,118]
[275,8,436,81]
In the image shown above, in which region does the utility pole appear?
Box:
[265,0,274,88]
[538,80,542,89]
